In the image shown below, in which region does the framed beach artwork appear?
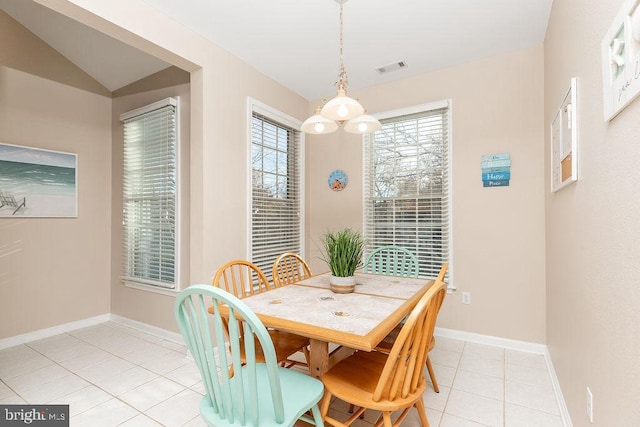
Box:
[0,143,77,217]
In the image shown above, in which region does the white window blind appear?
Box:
[121,98,178,289]
[364,105,450,280]
[251,112,302,281]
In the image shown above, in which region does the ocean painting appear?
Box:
[0,143,77,217]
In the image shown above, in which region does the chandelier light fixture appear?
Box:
[301,0,381,135]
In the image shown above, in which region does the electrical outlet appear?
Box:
[462,292,471,304]
[586,387,593,423]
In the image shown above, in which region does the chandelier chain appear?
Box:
[336,0,348,92]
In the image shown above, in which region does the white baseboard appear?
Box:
[109,314,184,346]
[0,314,110,350]
[545,347,574,427]
[435,326,572,426]
[435,327,547,353]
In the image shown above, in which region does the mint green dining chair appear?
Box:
[363,245,419,277]
[174,285,324,427]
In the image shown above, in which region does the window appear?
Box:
[364,101,450,280]
[249,101,303,281]
[120,97,178,289]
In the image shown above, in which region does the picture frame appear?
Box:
[0,142,78,217]
[551,78,578,193]
[601,0,640,121]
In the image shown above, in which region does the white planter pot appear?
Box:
[329,275,356,294]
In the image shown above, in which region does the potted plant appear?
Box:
[320,228,365,293]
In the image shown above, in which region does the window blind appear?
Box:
[364,106,449,280]
[251,112,302,281]
[121,98,177,288]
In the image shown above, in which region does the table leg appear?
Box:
[309,338,329,379]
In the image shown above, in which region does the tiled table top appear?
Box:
[239,272,433,351]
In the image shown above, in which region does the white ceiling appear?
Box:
[1,0,553,99]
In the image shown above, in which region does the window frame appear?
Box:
[363,99,454,289]
[120,96,181,295]
[246,98,305,281]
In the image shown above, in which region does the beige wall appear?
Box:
[545,0,640,425]
[0,10,110,97]
[307,46,547,344]
[37,0,310,334]
[0,66,112,338]
[7,0,640,422]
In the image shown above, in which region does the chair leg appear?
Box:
[347,404,365,419]
[415,399,430,427]
[426,356,439,393]
[310,404,324,426]
[320,391,333,419]
[381,412,393,427]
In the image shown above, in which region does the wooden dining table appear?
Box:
[234,271,434,379]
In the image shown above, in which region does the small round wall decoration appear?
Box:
[328,169,348,191]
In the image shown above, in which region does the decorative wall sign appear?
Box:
[481,153,510,187]
[328,169,348,191]
[601,0,640,121]
[0,142,78,217]
[551,78,578,192]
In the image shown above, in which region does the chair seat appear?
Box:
[322,351,427,412]
[200,363,324,427]
[375,326,435,353]
[242,330,309,364]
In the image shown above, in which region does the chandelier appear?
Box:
[301,0,381,135]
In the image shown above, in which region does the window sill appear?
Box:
[123,280,179,297]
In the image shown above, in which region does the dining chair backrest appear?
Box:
[272,253,312,287]
[212,260,272,298]
[372,279,446,402]
[436,262,449,282]
[174,285,286,425]
[363,245,419,278]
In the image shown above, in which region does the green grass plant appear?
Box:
[320,228,364,277]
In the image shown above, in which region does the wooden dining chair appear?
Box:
[375,262,449,393]
[212,260,310,369]
[363,245,419,277]
[272,253,312,287]
[320,279,447,427]
[174,285,324,427]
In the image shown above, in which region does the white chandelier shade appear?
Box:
[320,88,364,121]
[301,107,339,134]
[344,112,382,134]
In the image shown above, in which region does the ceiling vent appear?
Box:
[376,61,407,74]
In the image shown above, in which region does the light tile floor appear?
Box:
[0,322,566,426]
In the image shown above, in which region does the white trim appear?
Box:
[174,96,183,290]
[120,97,180,291]
[435,327,547,354]
[0,314,110,350]
[124,280,179,297]
[109,314,184,346]
[248,97,303,130]
[246,97,306,260]
[364,99,453,288]
[445,101,454,293]
[436,326,572,426]
[372,99,450,121]
[119,96,178,121]
[545,347,574,427]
